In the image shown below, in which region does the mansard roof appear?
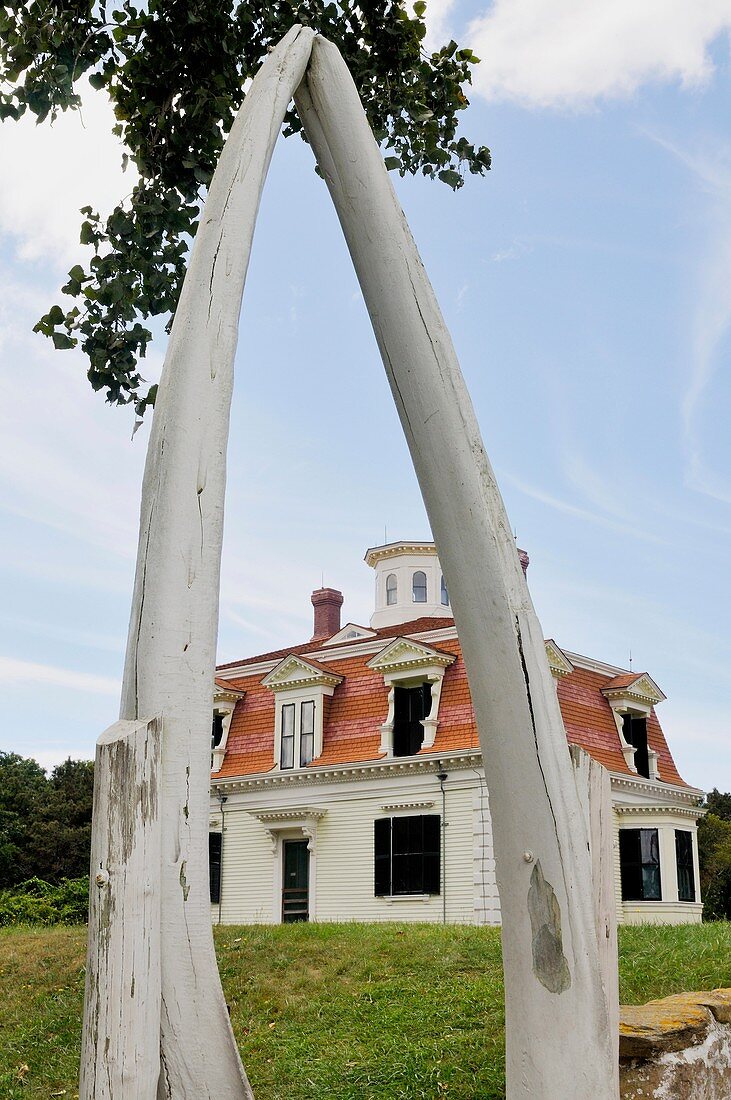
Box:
[213,620,689,789]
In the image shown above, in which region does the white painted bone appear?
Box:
[83,26,617,1100]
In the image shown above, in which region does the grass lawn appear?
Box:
[1,922,730,1099]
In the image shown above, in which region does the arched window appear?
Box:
[386,573,398,606]
[412,570,427,603]
[440,575,449,606]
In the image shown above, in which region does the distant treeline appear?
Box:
[0,751,93,887]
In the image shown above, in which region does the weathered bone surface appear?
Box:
[295,37,617,1097]
[84,26,618,1100]
[115,25,315,1100]
[80,717,162,1100]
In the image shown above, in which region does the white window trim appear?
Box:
[378,670,446,756]
[211,688,245,772]
[272,686,339,770]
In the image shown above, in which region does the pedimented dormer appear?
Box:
[544,639,574,679]
[368,637,455,756]
[322,622,377,646]
[601,673,666,780]
[212,681,246,773]
[262,655,343,770]
[262,653,343,693]
[601,673,666,712]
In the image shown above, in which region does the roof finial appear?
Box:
[629,649,633,671]
[384,523,388,545]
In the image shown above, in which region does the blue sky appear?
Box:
[1,0,730,792]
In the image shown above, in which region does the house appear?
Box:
[209,541,704,926]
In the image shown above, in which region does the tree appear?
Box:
[0,0,490,419]
[0,752,48,887]
[27,758,95,881]
[698,790,731,920]
[0,753,94,886]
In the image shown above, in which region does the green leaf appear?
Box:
[413,1,427,16]
[52,333,75,350]
[384,156,401,171]
[88,73,106,91]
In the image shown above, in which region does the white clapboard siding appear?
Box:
[216,772,480,924]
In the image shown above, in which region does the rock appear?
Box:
[619,999,712,1058]
[650,989,731,1026]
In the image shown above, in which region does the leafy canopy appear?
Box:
[1,1,490,418]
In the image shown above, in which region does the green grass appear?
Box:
[1,922,730,1099]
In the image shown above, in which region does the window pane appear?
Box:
[280,703,295,769]
[211,713,225,748]
[412,570,427,602]
[441,575,449,606]
[642,864,661,900]
[640,828,659,865]
[209,832,222,904]
[301,700,315,735]
[675,831,695,902]
[387,815,440,895]
[300,733,314,767]
[386,574,397,606]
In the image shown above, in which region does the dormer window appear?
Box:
[386,574,398,606]
[367,637,455,757]
[412,571,427,603]
[393,683,431,756]
[212,713,225,749]
[210,684,246,773]
[262,653,343,772]
[440,575,449,606]
[622,715,649,779]
[279,700,316,770]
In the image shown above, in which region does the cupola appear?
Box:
[364,541,452,629]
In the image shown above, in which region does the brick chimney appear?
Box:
[311,587,344,641]
[518,548,529,576]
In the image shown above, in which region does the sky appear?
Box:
[1,0,730,793]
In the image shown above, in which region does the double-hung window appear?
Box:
[374,814,440,896]
[675,830,696,902]
[279,700,316,770]
[209,832,222,904]
[619,828,661,901]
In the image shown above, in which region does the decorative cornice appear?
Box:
[380,800,435,813]
[367,636,455,674]
[614,803,705,819]
[212,749,483,792]
[544,639,574,678]
[602,673,665,708]
[214,687,246,706]
[364,541,438,567]
[610,773,705,805]
[250,807,327,823]
[262,653,343,692]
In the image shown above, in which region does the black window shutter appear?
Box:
[422,815,441,894]
[209,832,222,904]
[374,817,391,896]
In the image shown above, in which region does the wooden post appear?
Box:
[79,718,162,1100]
[295,37,618,1097]
[570,745,620,1093]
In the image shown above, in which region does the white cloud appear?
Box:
[648,134,731,502]
[423,0,459,49]
[0,655,119,696]
[468,0,731,107]
[0,77,132,266]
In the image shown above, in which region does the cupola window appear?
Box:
[412,570,427,603]
[386,573,398,606]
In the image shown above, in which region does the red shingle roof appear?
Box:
[214,628,687,787]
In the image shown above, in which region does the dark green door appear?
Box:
[282,840,309,922]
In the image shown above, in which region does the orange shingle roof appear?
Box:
[214,630,687,788]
